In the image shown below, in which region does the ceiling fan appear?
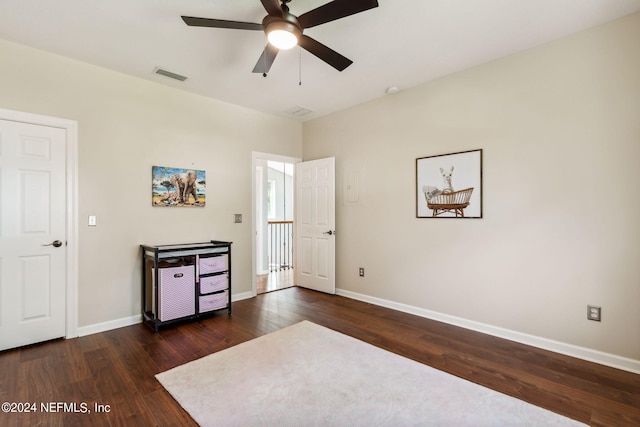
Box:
[182,0,379,75]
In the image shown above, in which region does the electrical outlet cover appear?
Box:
[587,305,601,321]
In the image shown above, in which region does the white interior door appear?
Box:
[0,119,67,351]
[295,157,335,294]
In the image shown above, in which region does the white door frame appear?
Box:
[0,108,79,339]
[251,151,301,297]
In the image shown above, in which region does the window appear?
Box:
[267,179,276,219]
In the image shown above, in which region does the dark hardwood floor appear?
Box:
[1,287,638,426]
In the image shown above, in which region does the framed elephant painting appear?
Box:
[416,149,482,218]
[152,166,206,207]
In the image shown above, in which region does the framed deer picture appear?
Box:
[416,149,482,218]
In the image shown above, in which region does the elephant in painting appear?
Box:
[171,170,199,204]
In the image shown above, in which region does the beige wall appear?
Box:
[0,39,302,327]
[303,13,640,361]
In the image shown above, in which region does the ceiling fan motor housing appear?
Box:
[262,13,303,40]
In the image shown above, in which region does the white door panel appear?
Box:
[316,238,329,278]
[295,157,335,294]
[0,119,67,351]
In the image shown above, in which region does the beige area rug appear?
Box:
[156,321,587,427]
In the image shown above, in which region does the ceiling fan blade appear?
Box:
[181,16,263,31]
[252,43,280,74]
[298,0,379,29]
[299,35,353,71]
[261,0,283,16]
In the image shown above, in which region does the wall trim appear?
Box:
[74,288,640,375]
[232,291,255,302]
[336,288,640,375]
[77,292,255,337]
[78,314,142,337]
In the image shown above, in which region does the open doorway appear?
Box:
[252,152,300,295]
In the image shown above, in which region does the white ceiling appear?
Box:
[1,0,639,121]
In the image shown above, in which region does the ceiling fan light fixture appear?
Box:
[266,21,301,50]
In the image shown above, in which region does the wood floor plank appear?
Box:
[102,328,163,396]
[141,388,199,427]
[1,286,638,426]
[0,347,20,401]
[57,377,111,427]
[83,343,158,427]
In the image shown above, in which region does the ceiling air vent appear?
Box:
[285,106,313,117]
[153,67,188,82]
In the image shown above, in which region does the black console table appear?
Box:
[141,240,232,332]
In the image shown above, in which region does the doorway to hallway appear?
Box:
[252,152,300,295]
[252,153,336,296]
[256,268,294,294]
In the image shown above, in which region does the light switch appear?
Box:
[234,214,242,223]
[88,215,97,226]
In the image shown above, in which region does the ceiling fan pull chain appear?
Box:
[299,46,302,86]
[263,33,268,78]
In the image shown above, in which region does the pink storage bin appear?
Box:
[200,274,229,294]
[199,291,229,313]
[199,254,228,275]
[157,265,195,321]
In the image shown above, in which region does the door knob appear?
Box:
[323,230,335,236]
[42,240,63,247]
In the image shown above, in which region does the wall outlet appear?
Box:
[587,305,601,322]
[359,267,365,277]
[234,214,242,223]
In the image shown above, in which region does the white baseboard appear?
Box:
[77,292,255,338]
[78,314,142,337]
[336,288,640,375]
[232,291,254,302]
